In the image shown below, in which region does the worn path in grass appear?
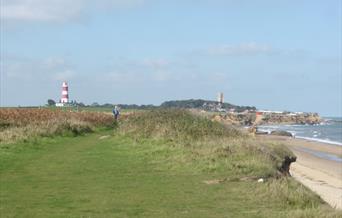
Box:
[0,132,336,217]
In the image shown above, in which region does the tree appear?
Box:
[91,102,100,107]
[77,102,85,107]
[47,99,56,106]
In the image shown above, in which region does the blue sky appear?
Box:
[1,0,341,116]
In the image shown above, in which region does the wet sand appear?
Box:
[259,135,342,209]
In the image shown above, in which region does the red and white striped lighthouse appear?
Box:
[61,81,69,103]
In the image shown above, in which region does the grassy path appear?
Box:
[0,132,336,217]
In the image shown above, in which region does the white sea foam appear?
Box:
[295,136,342,146]
[258,120,342,146]
[257,128,272,134]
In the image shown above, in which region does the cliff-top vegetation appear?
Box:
[0,108,340,217]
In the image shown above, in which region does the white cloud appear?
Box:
[103,57,194,84]
[152,71,173,81]
[53,70,75,81]
[44,57,68,69]
[207,42,275,56]
[2,55,75,81]
[141,58,170,70]
[106,71,145,84]
[1,0,84,22]
[1,0,144,23]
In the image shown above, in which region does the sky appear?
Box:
[0,0,341,116]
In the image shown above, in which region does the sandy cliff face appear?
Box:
[212,112,322,126]
[212,113,256,126]
[260,113,321,125]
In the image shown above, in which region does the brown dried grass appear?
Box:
[0,108,115,144]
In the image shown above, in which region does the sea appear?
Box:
[258,117,342,146]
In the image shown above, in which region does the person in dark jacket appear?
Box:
[113,106,120,120]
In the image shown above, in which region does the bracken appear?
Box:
[0,108,115,144]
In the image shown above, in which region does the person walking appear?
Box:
[113,105,120,121]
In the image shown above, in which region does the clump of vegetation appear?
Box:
[119,109,294,178]
[0,108,115,144]
[120,109,243,140]
[160,99,256,112]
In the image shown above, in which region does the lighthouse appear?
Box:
[61,81,69,104]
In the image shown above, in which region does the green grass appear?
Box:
[0,132,340,218]
[0,109,340,217]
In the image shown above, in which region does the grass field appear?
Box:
[0,109,340,217]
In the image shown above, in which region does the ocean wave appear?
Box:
[322,118,342,124]
[256,128,272,134]
[295,136,342,146]
[257,128,296,136]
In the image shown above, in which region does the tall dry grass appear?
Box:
[120,109,243,140]
[119,109,294,177]
[0,108,115,144]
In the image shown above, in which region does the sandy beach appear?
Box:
[259,135,342,209]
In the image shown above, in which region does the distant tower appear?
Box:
[217,92,224,104]
[61,81,69,103]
